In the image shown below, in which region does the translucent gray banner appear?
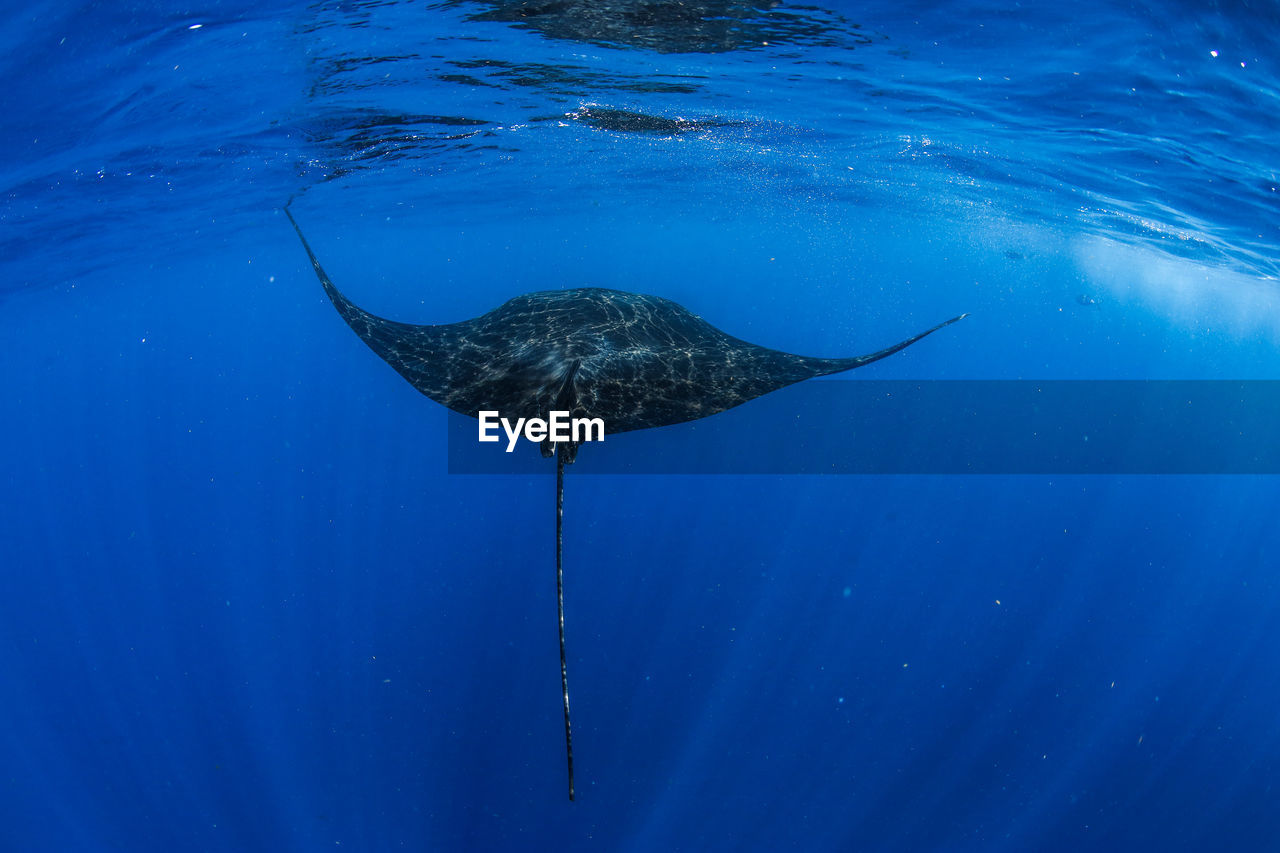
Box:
[445,381,1280,474]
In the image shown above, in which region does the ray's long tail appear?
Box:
[557,448,575,801]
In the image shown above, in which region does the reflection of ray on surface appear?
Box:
[450,0,880,54]
[558,105,740,134]
[439,58,706,96]
[295,110,502,180]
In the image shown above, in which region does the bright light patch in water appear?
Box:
[1073,235,1280,337]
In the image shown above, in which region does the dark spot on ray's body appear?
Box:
[283,205,964,801]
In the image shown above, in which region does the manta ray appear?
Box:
[284,207,965,799]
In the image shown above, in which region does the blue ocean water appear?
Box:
[2,1,1278,850]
